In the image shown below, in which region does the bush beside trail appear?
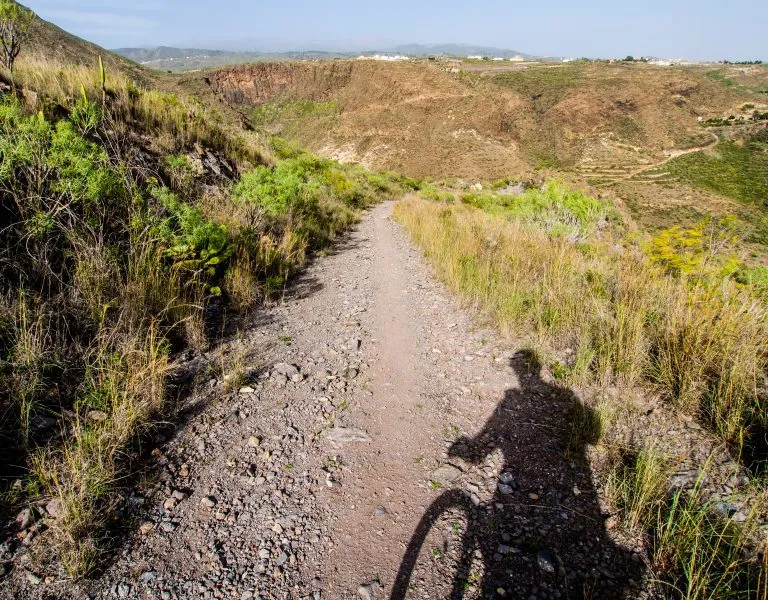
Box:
[0,75,411,575]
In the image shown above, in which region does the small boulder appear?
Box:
[536,548,557,574]
[358,582,380,600]
[139,521,154,535]
[273,363,299,378]
[431,464,462,486]
[15,508,35,531]
[45,499,62,519]
[326,427,372,444]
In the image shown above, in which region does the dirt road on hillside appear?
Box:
[4,203,647,600]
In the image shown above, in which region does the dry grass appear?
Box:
[396,187,768,595]
[224,250,260,311]
[14,56,267,165]
[31,321,169,575]
[7,296,56,445]
[394,194,768,452]
[605,450,767,598]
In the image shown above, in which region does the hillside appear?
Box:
[113,47,354,72]
[1,7,767,600]
[200,58,768,244]
[23,12,148,83]
[113,44,535,74]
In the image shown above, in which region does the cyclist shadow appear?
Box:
[391,349,644,599]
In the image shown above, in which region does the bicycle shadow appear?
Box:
[391,350,645,599]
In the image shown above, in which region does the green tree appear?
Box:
[0,0,34,89]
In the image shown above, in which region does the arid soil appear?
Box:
[204,60,767,181]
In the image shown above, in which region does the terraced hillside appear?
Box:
[200,60,768,239]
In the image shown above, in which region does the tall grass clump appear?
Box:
[31,322,169,576]
[394,190,768,454]
[14,56,266,165]
[606,450,766,599]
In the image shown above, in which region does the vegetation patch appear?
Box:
[488,66,584,113]
[395,189,768,457]
[0,71,408,575]
[664,138,768,207]
[395,187,768,596]
[249,98,340,129]
[606,450,766,598]
[457,180,619,241]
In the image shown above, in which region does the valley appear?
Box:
[199,58,768,241]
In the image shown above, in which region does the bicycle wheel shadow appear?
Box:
[391,349,645,599]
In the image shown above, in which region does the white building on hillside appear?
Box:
[357,54,410,62]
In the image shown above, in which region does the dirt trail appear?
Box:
[622,132,719,180]
[315,205,445,591]
[4,202,645,600]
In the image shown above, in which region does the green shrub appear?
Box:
[154,186,231,278]
[163,154,195,191]
[735,266,768,297]
[69,87,103,135]
[665,139,768,207]
[647,217,742,279]
[455,180,618,240]
[233,162,304,218]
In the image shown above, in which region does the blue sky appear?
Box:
[24,0,767,60]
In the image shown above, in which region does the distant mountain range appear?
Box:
[112,47,352,71]
[112,44,537,72]
[391,44,533,58]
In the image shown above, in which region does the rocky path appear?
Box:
[5,202,646,599]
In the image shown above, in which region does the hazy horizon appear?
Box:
[23,0,768,61]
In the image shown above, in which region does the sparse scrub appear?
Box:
[249,98,340,129]
[31,322,169,576]
[395,190,768,455]
[606,450,766,598]
[665,138,768,207]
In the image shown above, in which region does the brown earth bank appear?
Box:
[203,60,530,180]
[201,60,768,180]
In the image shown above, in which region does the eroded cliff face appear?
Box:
[208,61,355,105]
[201,60,760,181]
[203,60,532,179]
